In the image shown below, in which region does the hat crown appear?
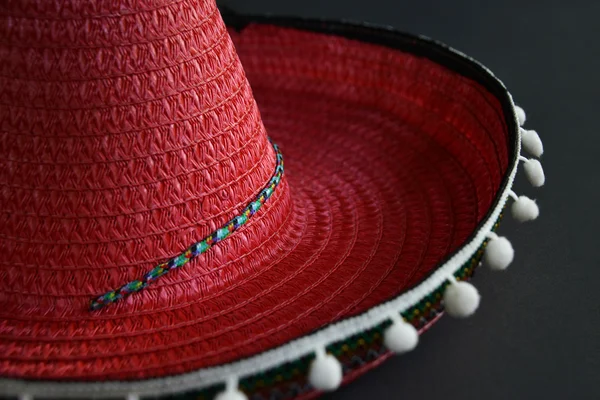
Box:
[0,0,283,314]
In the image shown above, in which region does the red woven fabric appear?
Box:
[0,0,509,381]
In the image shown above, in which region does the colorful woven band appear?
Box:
[89,141,284,311]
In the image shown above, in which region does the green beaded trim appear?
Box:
[90,141,284,311]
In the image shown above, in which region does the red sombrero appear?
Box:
[0,1,546,399]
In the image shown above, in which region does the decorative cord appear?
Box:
[90,140,284,311]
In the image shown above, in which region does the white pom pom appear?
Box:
[484,236,514,270]
[308,351,343,391]
[514,105,526,126]
[520,128,544,157]
[511,195,539,222]
[523,159,545,187]
[214,388,247,400]
[443,280,480,318]
[384,318,419,354]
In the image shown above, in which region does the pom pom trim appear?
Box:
[509,191,540,222]
[520,156,546,187]
[520,128,544,157]
[383,314,419,353]
[443,278,481,317]
[484,232,515,270]
[515,105,527,126]
[308,348,343,391]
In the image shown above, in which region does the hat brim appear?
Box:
[0,14,521,399]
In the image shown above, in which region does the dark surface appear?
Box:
[224,1,599,399]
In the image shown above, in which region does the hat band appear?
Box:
[89,141,284,311]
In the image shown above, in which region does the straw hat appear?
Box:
[0,1,545,398]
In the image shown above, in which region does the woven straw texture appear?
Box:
[0,0,510,383]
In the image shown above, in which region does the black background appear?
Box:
[223,1,599,399]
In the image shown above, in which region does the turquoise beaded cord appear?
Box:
[90,141,284,311]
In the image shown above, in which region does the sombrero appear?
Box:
[0,0,546,399]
